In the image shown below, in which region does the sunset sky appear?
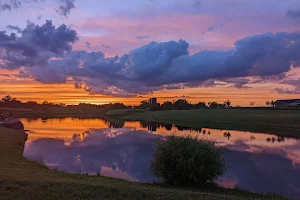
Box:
[1,0,300,106]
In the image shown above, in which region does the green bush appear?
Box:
[151,136,226,187]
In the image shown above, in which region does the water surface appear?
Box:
[22,118,300,199]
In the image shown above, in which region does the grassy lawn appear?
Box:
[0,127,285,200]
[107,109,300,138]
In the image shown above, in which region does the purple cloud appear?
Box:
[56,0,76,17]
[2,21,300,97]
[0,0,75,16]
[0,21,78,69]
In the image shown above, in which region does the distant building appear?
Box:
[148,98,157,105]
[274,99,300,107]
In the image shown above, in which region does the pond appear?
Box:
[22,118,300,199]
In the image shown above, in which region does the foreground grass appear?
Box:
[0,127,285,200]
[107,109,300,138]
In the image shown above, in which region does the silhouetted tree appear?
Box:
[249,101,256,106]
[140,100,150,109]
[271,100,275,107]
[162,101,173,110]
[174,99,192,110]
[224,132,231,140]
[224,100,231,108]
[149,103,159,111]
[2,95,13,102]
[194,102,207,109]
[208,102,226,109]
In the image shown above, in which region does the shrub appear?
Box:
[151,136,226,187]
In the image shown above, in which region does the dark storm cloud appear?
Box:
[0,20,78,69]
[286,9,300,20]
[1,21,300,96]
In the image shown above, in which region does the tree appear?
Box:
[208,102,226,109]
[224,132,231,140]
[173,99,192,110]
[271,100,275,107]
[0,95,21,108]
[194,102,207,109]
[151,136,226,187]
[162,101,173,110]
[2,95,12,102]
[224,100,231,108]
[149,103,159,111]
[139,100,149,109]
[249,101,256,106]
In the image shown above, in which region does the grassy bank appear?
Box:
[107,109,300,138]
[0,127,285,200]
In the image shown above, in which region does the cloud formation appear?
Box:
[0,0,75,16]
[275,78,300,94]
[286,9,300,20]
[0,20,78,69]
[6,25,22,33]
[56,0,75,17]
[202,23,223,35]
[1,21,300,97]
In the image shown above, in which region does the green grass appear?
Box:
[0,127,285,200]
[108,109,300,138]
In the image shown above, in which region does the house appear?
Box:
[148,98,157,105]
[274,99,300,107]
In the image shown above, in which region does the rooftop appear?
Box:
[275,99,300,104]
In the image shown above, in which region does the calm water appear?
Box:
[22,118,300,199]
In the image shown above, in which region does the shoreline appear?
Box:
[0,126,286,200]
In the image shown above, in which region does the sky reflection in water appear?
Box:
[22,118,300,199]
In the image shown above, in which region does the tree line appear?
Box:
[139,99,232,110]
[0,95,128,111]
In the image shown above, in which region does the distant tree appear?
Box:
[194,102,207,109]
[224,132,231,140]
[2,95,13,102]
[59,103,66,107]
[271,100,275,107]
[208,102,226,109]
[224,100,231,108]
[162,101,173,110]
[139,100,150,109]
[42,101,49,106]
[25,100,39,109]
[266,100,275,107]
[173,99,192,110]
[149,103,160,111]
[249,101,256,106]
[0,95,21,108]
